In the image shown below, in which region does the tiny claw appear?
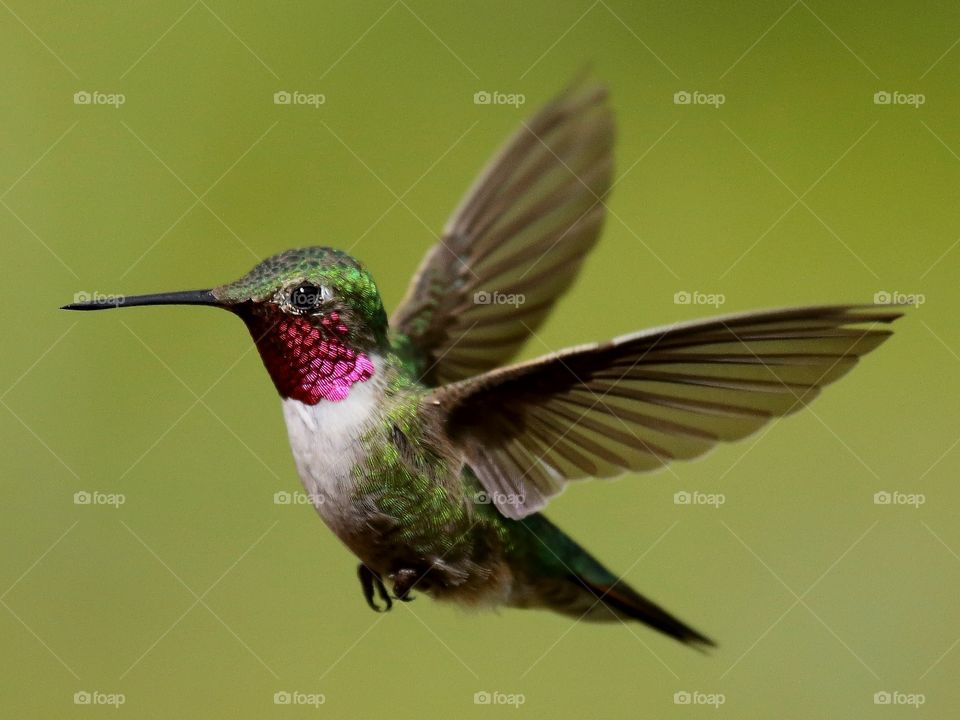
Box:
[390,567,422,602]
[357,564,392,613]
[376,577,393,611]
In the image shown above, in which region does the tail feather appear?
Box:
[574,574,715,647]
[512,514,714,648]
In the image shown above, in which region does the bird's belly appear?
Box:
[281,391,379,543]
[280,390,510,600]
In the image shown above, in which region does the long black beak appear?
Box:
[61,289,220,311]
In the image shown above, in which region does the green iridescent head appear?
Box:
[212,246,389,347]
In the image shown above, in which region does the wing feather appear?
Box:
[432,305,902,519]
[391,78,614,385]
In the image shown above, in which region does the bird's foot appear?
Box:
[357,564,392,612]
[389,567,427,602]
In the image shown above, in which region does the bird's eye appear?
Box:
[289,284,325,313]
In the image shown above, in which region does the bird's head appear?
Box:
[64,247,389,404]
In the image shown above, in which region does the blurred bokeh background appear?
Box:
[2,1,958,716]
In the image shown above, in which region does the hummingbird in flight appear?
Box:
[64,79,901,648]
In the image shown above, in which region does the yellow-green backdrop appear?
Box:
[2,1,958,717]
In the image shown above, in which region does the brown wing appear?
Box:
[431,305,902,519]
[391,77,614,386]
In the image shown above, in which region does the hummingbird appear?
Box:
[64,79,901,648]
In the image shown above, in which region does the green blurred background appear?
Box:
[2,1,958,717]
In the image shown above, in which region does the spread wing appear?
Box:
[391,78,614,386]
[431,305,902,519]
